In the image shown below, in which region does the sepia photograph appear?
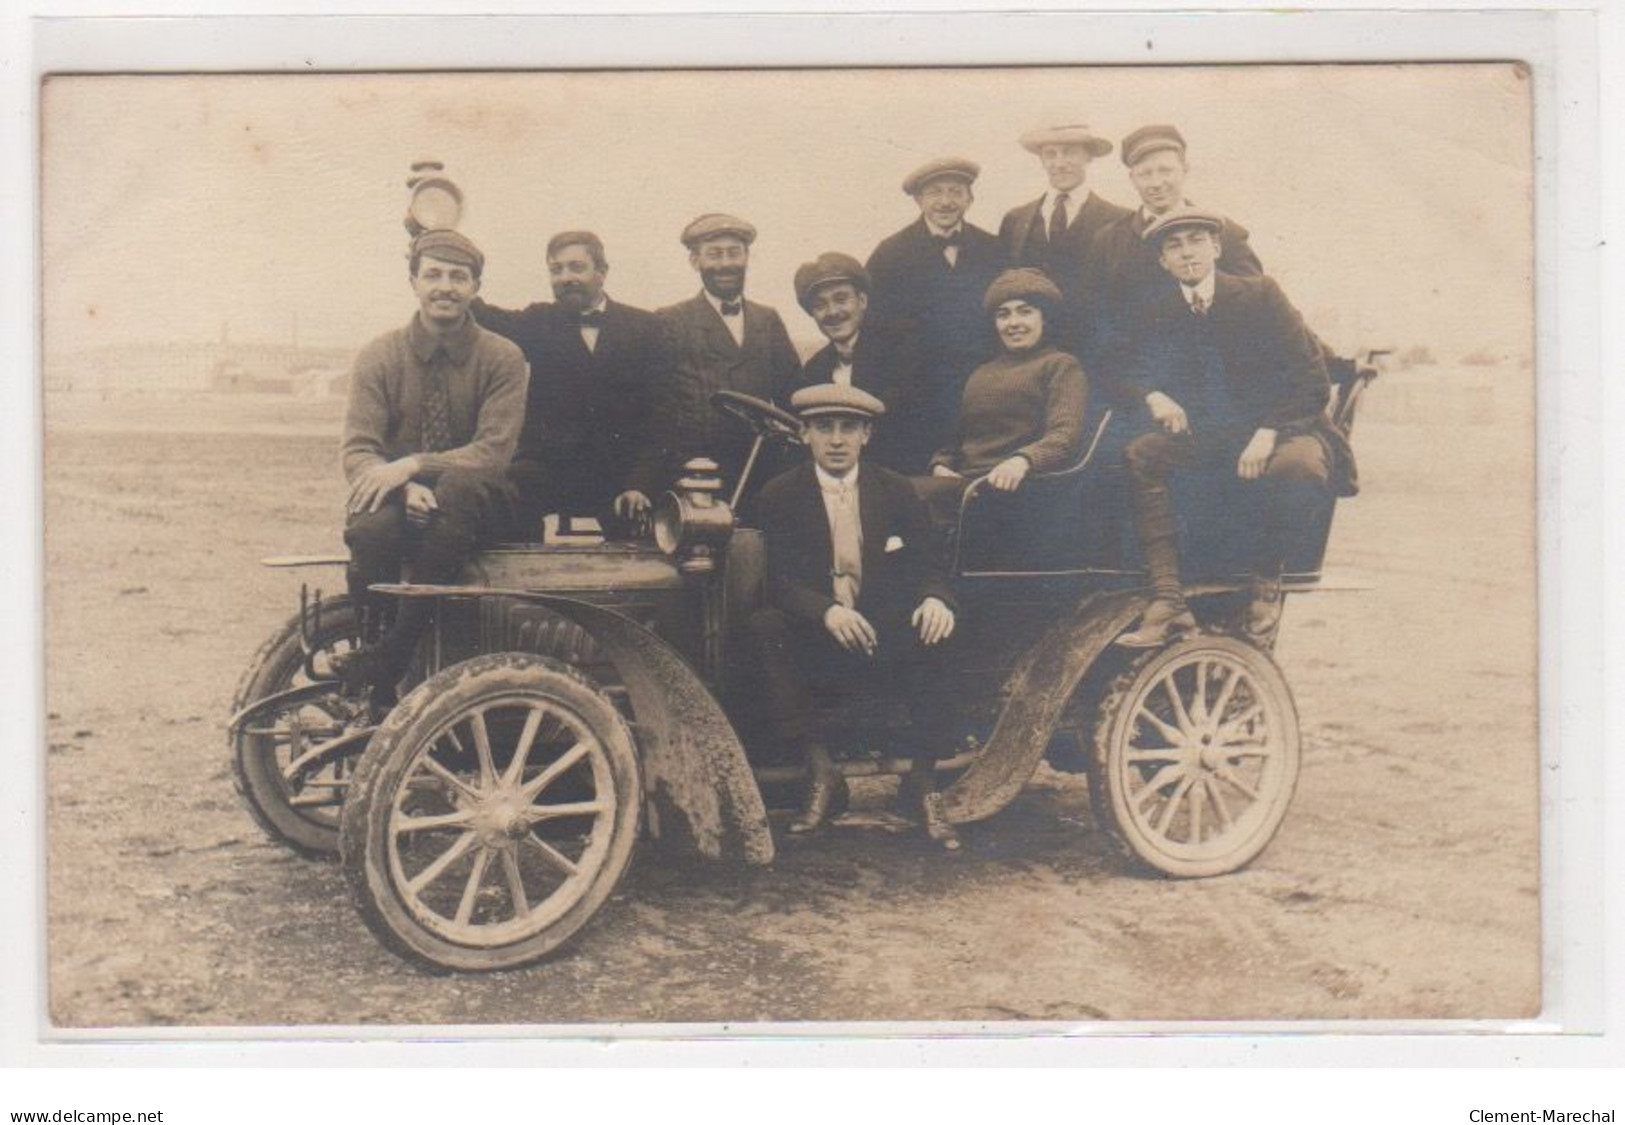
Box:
[38,62,1540,1029]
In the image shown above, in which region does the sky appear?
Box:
[41,64,1532,364]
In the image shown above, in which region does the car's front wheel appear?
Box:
[340,652,641,972]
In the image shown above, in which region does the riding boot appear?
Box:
[1119,481,1197,648]
[789,742,848,835]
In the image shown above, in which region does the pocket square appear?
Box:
[884,535,905,553]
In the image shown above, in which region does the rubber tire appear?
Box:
[340,652,642,973]
[1091,633,1300,878]
[230,597,363,858]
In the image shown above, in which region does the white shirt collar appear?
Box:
[582,294,609,315]
[1046,187,1090,214]
[814,462,860,490]
[1181,271,1217,306]
[703,289,743,316]
[833,330,860,362]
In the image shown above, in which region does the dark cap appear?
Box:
[1121,124,1187,167]
[982,267,1065,314]
[410,228,484,278]
[680,213,758,249]
[1018,124,1113,157]
[1141,206,1225,245]
[791,383,887,420]
[901,157,980,196]
[793,252,871,311]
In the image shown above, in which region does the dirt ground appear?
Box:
[41,378,1541,1028]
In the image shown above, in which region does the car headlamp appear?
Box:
[653,459,735,575]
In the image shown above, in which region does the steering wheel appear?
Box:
[711,391,804,444]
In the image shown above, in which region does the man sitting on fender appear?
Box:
[1108,208,1333,648]
[745,384,962,850]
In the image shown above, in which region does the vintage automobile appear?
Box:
[228,359,1378,973]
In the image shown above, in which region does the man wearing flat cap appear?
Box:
[865,158,1005,462]
[746,384,963,849]
[336,228,529,708]
[791,251,935,473]
[998,123,1133,346]
[1106,208,1334,649]
[638,213,801,499]
[472,230,672,540]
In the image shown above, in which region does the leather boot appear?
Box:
[1244,576,1285,643]
[920,791,962,852]
[788,745,848,835]
[1118,597,1198,648]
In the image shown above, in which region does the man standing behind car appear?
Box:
[473,230,671,539]
[335,229,528,711]
[791,251,936,474]
[637,213,801,501]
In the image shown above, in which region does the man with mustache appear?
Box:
[865,158,1005,464]
[335,229,529,710]
[473,230,671,539]
[998,123,1133,352]
[790,251,935,473]
[1106,209,1333,649]
[640,213,801,499]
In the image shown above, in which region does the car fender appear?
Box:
[945,588,1148,824]
[506,594,774,868]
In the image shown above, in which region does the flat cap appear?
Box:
[982,267,1065,314]
[793,252,871,311]
[1141,206,1225,245]
[680,213,757,249]
[901,157,980,196]
[1121,124,1187,167]
[1018,124,1113,158]
[790,382,887,420]
[410,228,484,277]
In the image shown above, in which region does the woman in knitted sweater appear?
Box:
[924,268,1090,510]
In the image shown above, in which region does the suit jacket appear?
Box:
[472,296,670,513]
[1105,272,1330,435]
[794,318,935,473]
[640,292,802,496]
[757,461,956,627]
[999,190,1134,294]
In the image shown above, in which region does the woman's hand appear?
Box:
[1145,391,1189,435]
[986,456,1031,492]
[931,463,963,479]
[1236,427,1278,480]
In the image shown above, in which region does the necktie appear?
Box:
[420,356,456,453]
[719,299,743,317]
[825,479,863,608]
[1048,192,1071,243]
[1189,291,1209,317]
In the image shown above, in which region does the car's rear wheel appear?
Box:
[340,652,641,972]
[230,598,371,858]
[1090,634,1300,877]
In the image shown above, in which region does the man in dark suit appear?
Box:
[1106,209,1333,648]
[790,251,935,474]
[638,213,802,502]
[746,384,962,849]
[865,158,1006,460]
[472,230,671,539]
[998,123,1133,352]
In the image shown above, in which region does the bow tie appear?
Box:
[933,230,962,247]
[578,309,605,326]
[719,300,743,317]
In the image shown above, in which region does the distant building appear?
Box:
[45,341,355,396]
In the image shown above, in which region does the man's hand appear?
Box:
[931,463,963,479]
[402,481,439,527]
[823,604,878,656]
[613,490,651,520]
[986,455,1031,492]
[1237,427,1278,481]
[912,596,956,645]
[346,457,420,516]
[1146,391,1189,435]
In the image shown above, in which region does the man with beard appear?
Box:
[640,213,801,499]
[473,230,670,539]
[335,229,528,710]
[864,158,1005,462]
[998,123,1132,353]
[790,251,934,473]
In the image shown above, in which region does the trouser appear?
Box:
[506,459,644,543]
[1123,430,1330,602]
[743,603,955,763]
[343,467,518,678]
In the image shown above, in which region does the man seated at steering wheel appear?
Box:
[744,384,963,850]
